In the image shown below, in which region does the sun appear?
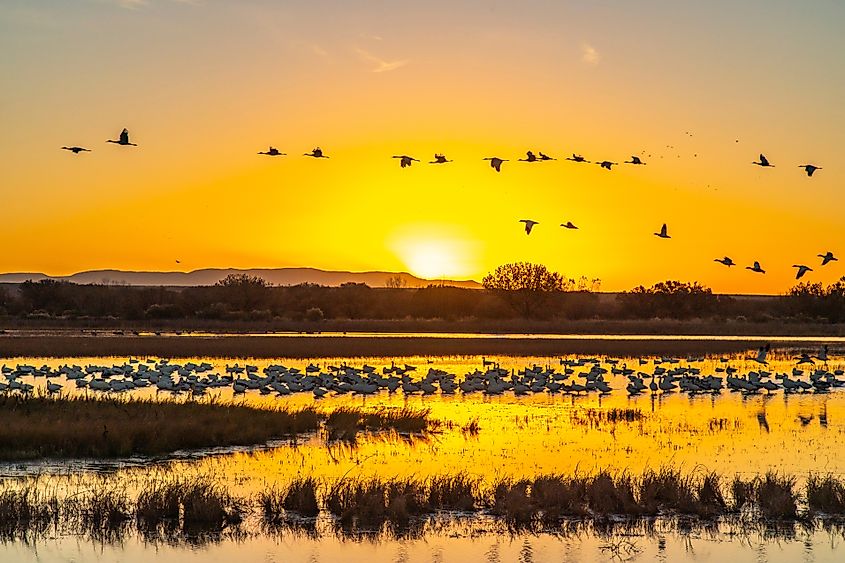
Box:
[402,241,456,279]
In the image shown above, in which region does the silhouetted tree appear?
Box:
[617,280,716,319]
[215,273,270,311]
[783,277,845,322]
[482,262,569,318]
[385,275,408,289]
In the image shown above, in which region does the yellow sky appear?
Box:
[1,1,844,293]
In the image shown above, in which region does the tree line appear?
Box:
[0,265,843,323]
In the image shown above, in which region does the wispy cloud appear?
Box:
[100,0,202,9]
[581,43,601,65]
[355,47,408,73]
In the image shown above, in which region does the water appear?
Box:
[2,347,845,562]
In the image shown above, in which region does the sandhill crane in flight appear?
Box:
[258,146,285,156]
[800,164,822,177]
[538,152,555,161]
[654,224,670,239]
[566,154,589,163]
[304,147,328,158]
[746,261,766,274]
[483,157,507,172]
[714,256,735,267]
[597,160,617,170]
[393,155,419,168]
[519,151,539,162]
[819,251,838,266]
[752,154,774,167]
[560,221,578,230]
[107,128,137,146]
[793,264,813,279]
[61,146,90,154]
[625,156,646,165]
[519,219,539,235]
[430,154,451,164]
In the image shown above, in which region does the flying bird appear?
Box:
[519,219,539,235]
[61,146,90,154]
[819,251,838,266]
[519,151,539,162]
[560,221,578,230]
[304,147,328,158]
[393,155,419,168]
[752,154,774,167]
[483,157,507,172]
[430,154,451,164]
[566,154,589,163]
[106,128,137,146]
[538,152,555,161]
[597,160,617,170]
[799,164,822,177]
[793,264,813,279]
[654,224,670,239]
[752,343,771,365]
[625,156,646,165]
[714,256,735,267]
[746,261,766,274]
[258,146,285,156]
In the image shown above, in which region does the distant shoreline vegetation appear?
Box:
[0,265,843,325]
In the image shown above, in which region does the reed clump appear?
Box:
[324,407,435,441]
[807,474,845,515]
[259,476,320,525]
[571,408,644,428]
[0,483,59,538]
[0,393,321,460]
[428,474,477,511]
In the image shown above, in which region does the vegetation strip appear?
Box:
[0,395,434,460]
[2,470,845,541]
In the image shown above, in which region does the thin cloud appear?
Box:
[355,47,408,73]
[581,43,601,65]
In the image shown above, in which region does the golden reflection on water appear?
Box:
[4,351,845,490]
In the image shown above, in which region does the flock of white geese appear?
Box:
[62,128,837,282]
[2,346,841,398]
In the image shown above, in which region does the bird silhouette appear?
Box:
[258,146,285,156]
[560,221,578,230]
[654,224,670,239]
[304,147,328,158]
[106,128,137,146]
[538,152,555,161]
[752,153,773,167]
[799,164,822,177]
[519,219,539,235]
[483,157,507,172]
[597,160,617,170]
[566,154,589,163]
[746,261,766,274]
[393,155,419,168]
[714,256,735,267]
[819,251,838,266]
[625,156,646,165]
[430,154,451,164]
[519,151,539,162]
[61,146,90,154]
[793,264,813,279]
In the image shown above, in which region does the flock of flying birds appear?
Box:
[62,128,834,282]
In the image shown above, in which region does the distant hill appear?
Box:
[0,268,482,289]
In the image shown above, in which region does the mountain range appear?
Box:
[0,268,482,289]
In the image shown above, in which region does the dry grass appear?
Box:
[571,408,644,428]
[0,393,321,460]
[730,473,797,518]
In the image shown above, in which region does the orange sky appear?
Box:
[1,1,844,293]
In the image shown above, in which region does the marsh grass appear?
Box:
[0,393,321,460]
[807,474,845,515]
[0,468,836,540]
[571,408,644,429]
[323,407,435,442]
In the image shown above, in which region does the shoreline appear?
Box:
[0,332,839,358]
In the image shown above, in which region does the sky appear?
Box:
[1,0,844,293]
